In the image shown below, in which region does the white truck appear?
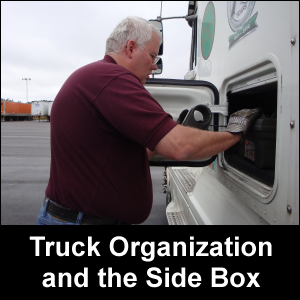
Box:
[146,1,299,225]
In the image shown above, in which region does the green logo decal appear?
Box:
[201,2,216,60]
[227,1,258,49]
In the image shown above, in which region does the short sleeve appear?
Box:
[93,73,177,150]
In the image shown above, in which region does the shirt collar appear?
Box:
[103,55,117,64]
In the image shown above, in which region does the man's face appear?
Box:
[129,32,161,84]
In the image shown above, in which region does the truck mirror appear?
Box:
[149,20,163,55]
[152,57,163,75]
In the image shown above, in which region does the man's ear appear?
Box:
[126,40,135,58]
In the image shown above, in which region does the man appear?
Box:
[36,16,260,225]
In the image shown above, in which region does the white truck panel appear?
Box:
[148,1,298,225]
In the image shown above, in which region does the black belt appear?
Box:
[46,200,117,225]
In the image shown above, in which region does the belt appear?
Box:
[46,200,117,225]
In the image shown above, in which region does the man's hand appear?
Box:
[226,107,263,136]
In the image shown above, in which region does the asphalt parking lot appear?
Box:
[1,121,168,225]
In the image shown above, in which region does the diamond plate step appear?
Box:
[173,168,196,193]
[166,211,186,225]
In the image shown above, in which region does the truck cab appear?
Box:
[145,1,299,225]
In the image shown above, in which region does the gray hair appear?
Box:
[105,16,162,54]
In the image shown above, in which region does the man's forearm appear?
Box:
[154,125,242,161]
[181,129,242,160]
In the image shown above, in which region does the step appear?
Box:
[173,168,196,193]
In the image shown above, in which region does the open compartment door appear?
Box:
[144,78,224,167]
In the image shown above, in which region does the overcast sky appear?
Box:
[1,1,191,103]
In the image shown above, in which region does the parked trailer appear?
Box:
[1,100,32,121]
[31,101,49,116]
[31,101,50,121]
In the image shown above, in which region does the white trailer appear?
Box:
[31,101,49,116]
[145,1,299,225]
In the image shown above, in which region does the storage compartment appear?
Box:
[225,82,277,187]
[239,118,276,168]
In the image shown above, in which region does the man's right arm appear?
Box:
[154,124,242,161]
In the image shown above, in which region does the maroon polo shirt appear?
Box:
[45,55,177,223]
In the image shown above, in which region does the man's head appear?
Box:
[105,16,162,84]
